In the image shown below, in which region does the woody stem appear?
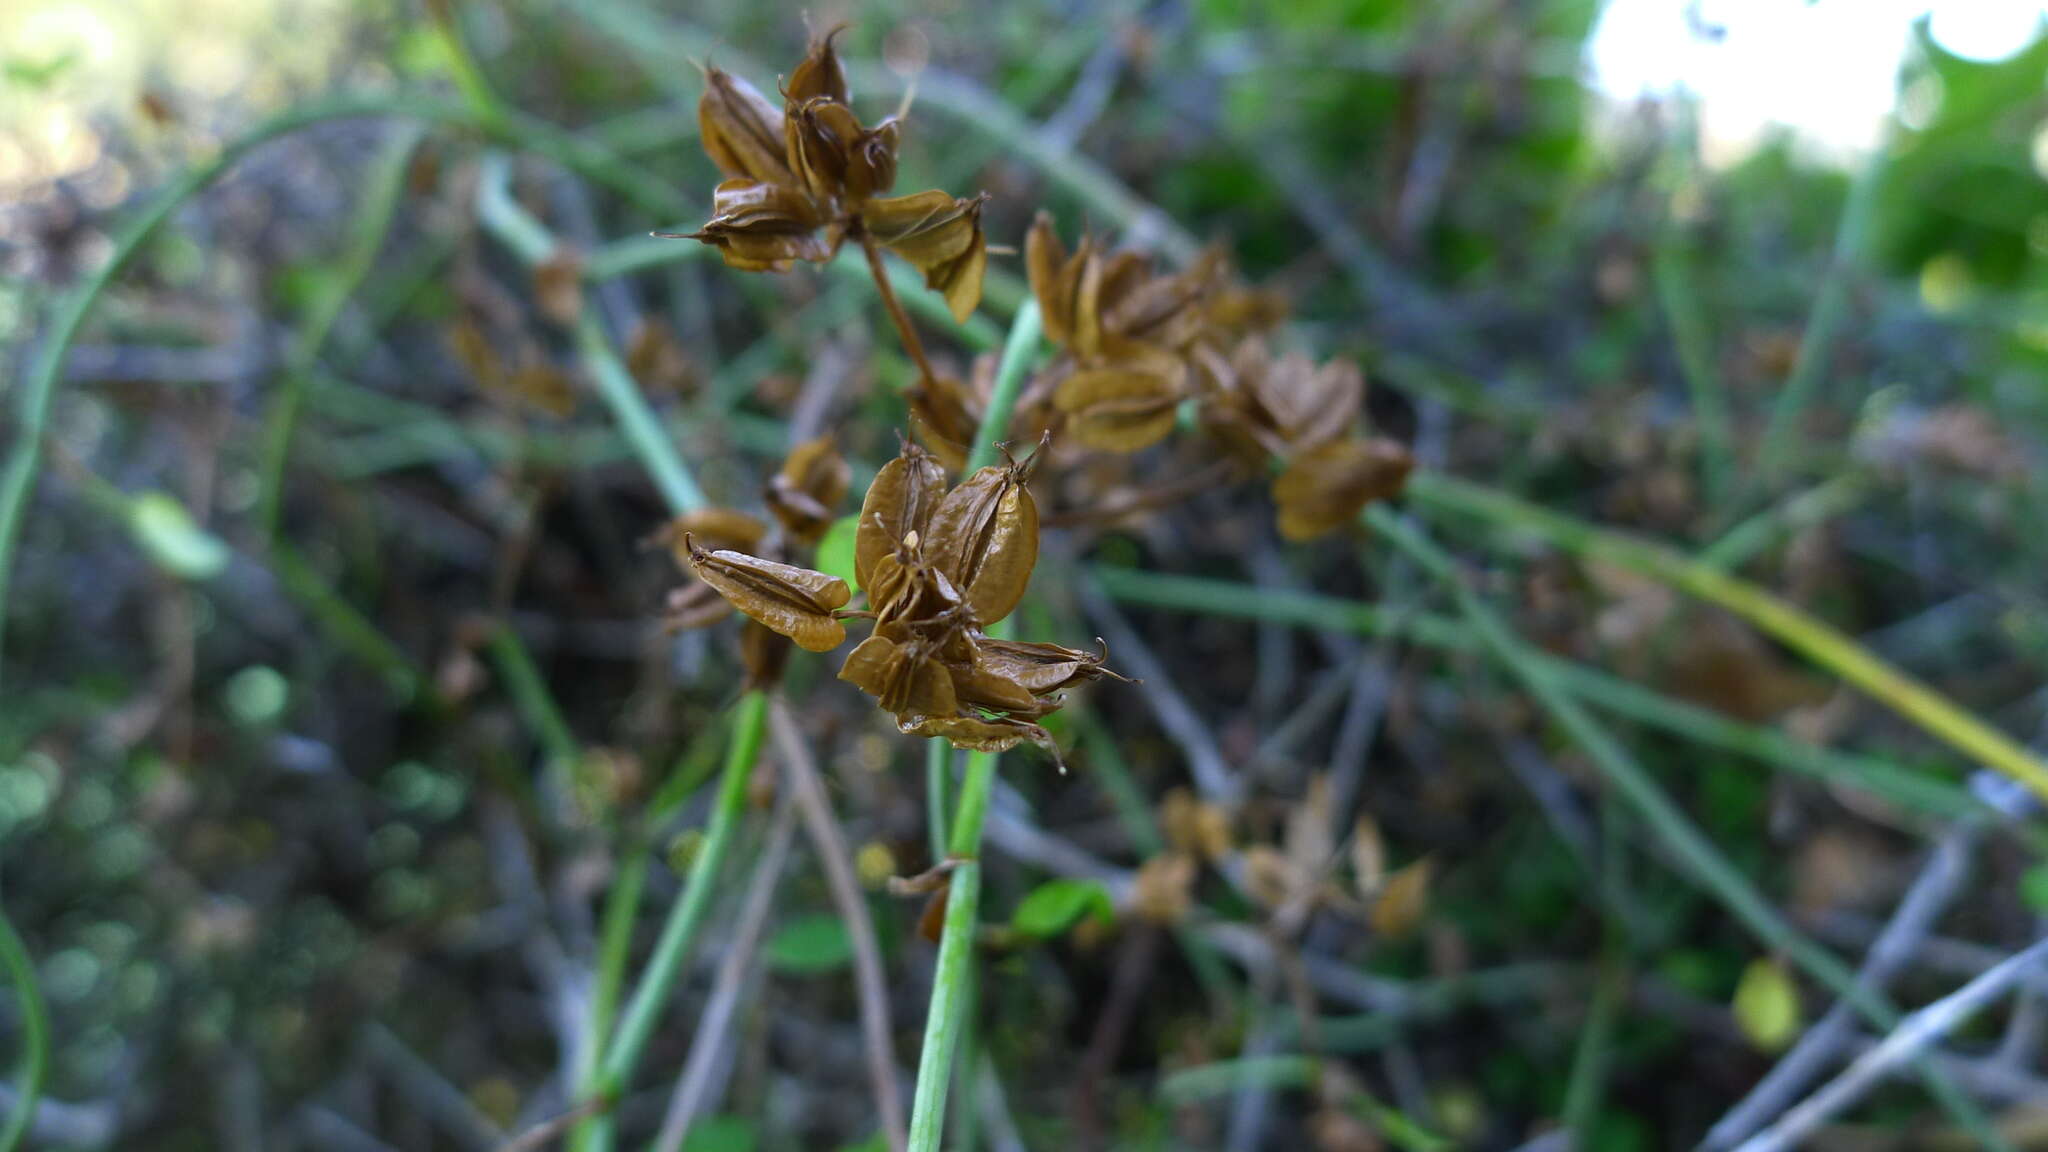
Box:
[860,234,940,386]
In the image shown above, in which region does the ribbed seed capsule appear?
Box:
[686,539,850,652]
[855,439,947,590]
[924,451,1040,627]
[839,634,957,718]
[897,713,1063,767]
[969,636,1123,695]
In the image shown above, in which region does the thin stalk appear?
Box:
[1089,565,1984,823]
[1755,142,1887,495]
[579,843,648,1092]
[926,741,952,863]
[590,690,768,1113]
[1653,232,1733,514]
[905,296,1047,1152]
[1364,506,2008,1151]
[0,902,48,1152]
[487,623,578,771]
[962,301,1044,473]
[475,152,706,515]
[258,122,425,544]
[1701,472,1869,572]
[861,236,940,387]
[1405,470,2048,803]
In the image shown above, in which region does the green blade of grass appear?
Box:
[1404,470,2048,804]
[0,902,49,1152]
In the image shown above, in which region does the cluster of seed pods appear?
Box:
[684,437,1124,761]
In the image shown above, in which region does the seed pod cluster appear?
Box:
[903,211,1414,541]
[678,435,1124,762]
[675,30,988,321]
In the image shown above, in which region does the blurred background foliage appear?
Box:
[2,0,2047,1150]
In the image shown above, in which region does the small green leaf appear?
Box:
[2021,865,2048,915]
[765,914,853,973]
[1011,878,1114,939]
[816,514,861,591]
[1733,957,1801,1052]
[130,492,230,580]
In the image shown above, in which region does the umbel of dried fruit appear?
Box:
[684,436,1125,763]
[667,30,988,322]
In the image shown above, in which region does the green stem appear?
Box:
[1089,565,1983,823]
[258,122,426,544]
[0,901,46,1152]
[475,152,706,515]
[579,841,648,1092]
[905,294,1047,1152]
[487,623,578,772]
[1364,506,2008,1152]
[1653,231,1734,515]
[1405,470,2048,803]
[1755,143,1886,494]
[962,302,1043,474]
[592,689,768,1103]
[925,741,952,863]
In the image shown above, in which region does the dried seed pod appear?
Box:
[784,96,864,205]
[968,636,1124,695]
[865,530,971,636]
[1254,352,1362,452]
[686,539,850,652]
[697,66,793,186]
[839,633,958,718]
[683,179,828,272]
[945,652,1054,717]
[1025,211,1083,346]
[897,713,1060,763]
[858,191,988,322]
[1271,436,1415,542]
[766,435,851,545]
[655,508,769,572]
[784,26,850,106]
[924,452,1040,626]
[1051,356,1184,453]
[855,437,948,590]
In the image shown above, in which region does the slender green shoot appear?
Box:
[0,901,48,1152]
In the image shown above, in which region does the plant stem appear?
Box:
[904,293,1047,1152]
[1088,565,1985,824]
[862,236,940,387]
[1404,470,2048,803]
[0,902,48,1152]
[587,690,768,1133]
[963,301,1044,473]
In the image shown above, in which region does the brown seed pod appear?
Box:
[924,450,1041,627]
[682,179,828,272]
[945,651,1054,717]
[968,636,1125,695]
[697,66,793,187]
[866,531,971,638]
[855,437,947,590]
[906,371,982,472]
[739,619,793,690]
[1271,436,1415,542]
[784,96,864,205]
[784,26,850,107]
[1253,351,1363,452]
[686,538,850,652]
[858,191,988,322]
[1051,356,1184,454]
[766,435,851,545]
[897,713,1061,765]
[839,633,959,719]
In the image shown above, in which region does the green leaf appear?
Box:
[1732,957,1801,1052]
[765,914,853,973]
[129,492,231,580]
[815,514,861,591]
[1010,878,1114,939]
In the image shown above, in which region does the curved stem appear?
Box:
[861,236,940,387]
[0,902,48,1152]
